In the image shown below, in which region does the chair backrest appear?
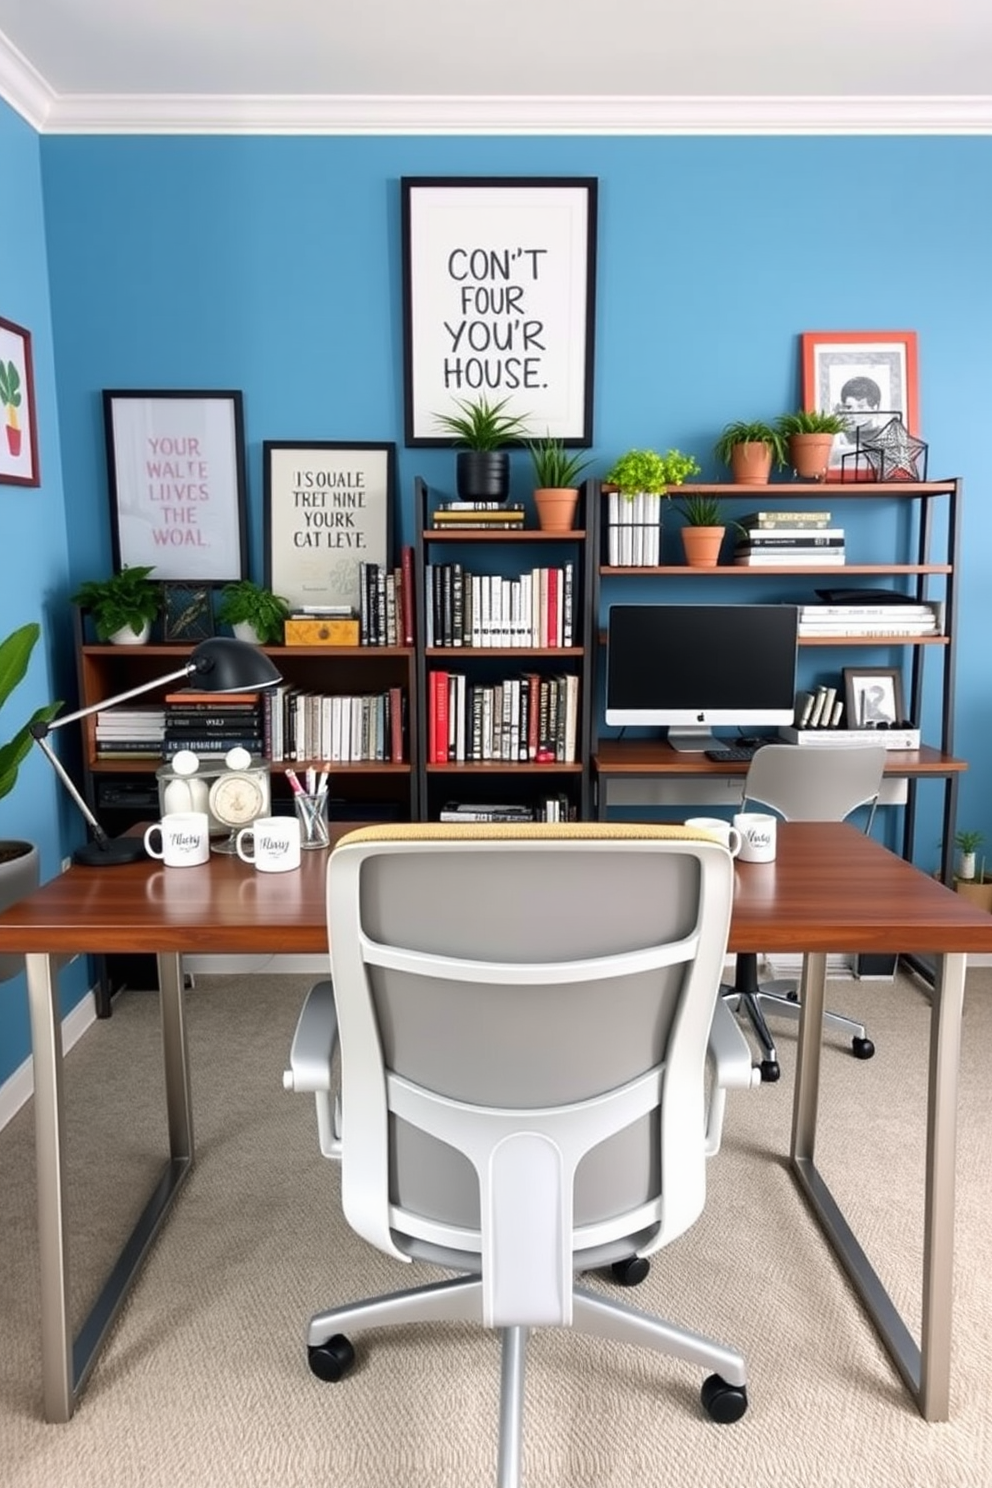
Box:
[742,742,887,827]
[325,822,734,1329]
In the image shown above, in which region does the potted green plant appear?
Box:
[70,564,160,643]
[715,420,786,485]
[953,831,992,913]
[954,828,985,882]
[527,435,592,533]
[216,579,290,645]
[673,492,726,568]
[602,449,700,566]
[0,623,61,976]
[433,394,531,502]
[776,410,849,481]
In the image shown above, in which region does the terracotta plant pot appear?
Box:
[534,486,579,533]
[789,433,835,481]
[681,526,726,568]
[730,442,774,484]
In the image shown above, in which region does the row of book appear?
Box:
[798,601,942,637]
[428,670,579,765]
[357,553,415,646]
[794,686,846,730]
[605,491,664,566]
[440,796,577,823]
[431,500,525,531]
[264,684,405,764]
[424,562,576,649]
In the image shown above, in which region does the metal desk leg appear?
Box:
[27,951,195,1422]
[790,949,964,1421]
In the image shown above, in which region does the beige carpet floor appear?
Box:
[1,965,991,1487]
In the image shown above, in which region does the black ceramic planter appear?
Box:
[456,451,509,502]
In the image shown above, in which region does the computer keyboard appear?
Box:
[704,744,760,763]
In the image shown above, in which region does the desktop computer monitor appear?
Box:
[605,603,799,751]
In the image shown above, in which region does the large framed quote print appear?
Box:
[402,177,598,447]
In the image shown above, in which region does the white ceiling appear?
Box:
[1,0,991,134]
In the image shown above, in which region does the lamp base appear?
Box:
[73,836,148,868]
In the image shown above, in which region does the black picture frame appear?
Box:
[103,390,248,582]
[162,583,215,643]
[842,666,906,730]
[401,176,598,447]
[263,441,395,610]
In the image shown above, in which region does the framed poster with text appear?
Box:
[402,177,598,447]
[263,441,395,610]
[103,390,248,580]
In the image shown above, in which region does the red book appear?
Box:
[546,568,560,649]
[431,671,449,764]
[400,544,415,647]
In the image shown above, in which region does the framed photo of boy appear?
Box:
[801,331,919,478]
[263,441,395,610]
[103,390,248,582]
[843,666,905,730]
[0,316,40,486]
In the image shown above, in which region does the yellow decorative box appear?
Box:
[284,618,361,647]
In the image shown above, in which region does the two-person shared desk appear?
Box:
[2,821,991,1424]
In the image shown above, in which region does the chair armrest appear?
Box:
[283,978,341,1161]
[704,996,760,1157]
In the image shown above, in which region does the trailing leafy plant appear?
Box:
[0,623,61,802]
[714,420,787,468]
[528,436,592,489]
[776,409,848,436]
[216,579,290,644]
[675,493,725,527]
[604,448,701,496]
[70,565,161,642]
[432,395,531,450]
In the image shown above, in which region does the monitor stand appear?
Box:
[667,728,722,753]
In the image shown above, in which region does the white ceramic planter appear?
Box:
[232,621,263,644]
[109,621,151,645]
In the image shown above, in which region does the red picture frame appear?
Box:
[800,331,919,481]
[0,315,40,487]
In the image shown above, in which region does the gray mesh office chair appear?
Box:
[724,742,887,1082]
[285,823,759,1488]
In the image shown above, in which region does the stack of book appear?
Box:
[425,561,575,648]
[733,510,846,567]
[440,795,575,823]
[431,501,525,531]
[797,600,942,638]
[94,705,166,760]
[162,691,263,758]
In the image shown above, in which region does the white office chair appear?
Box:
[285,822,759,1488]
[724,742,887,1082]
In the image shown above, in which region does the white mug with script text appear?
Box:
[143,811,211,868]
[684,816,742,858]
[236,816,302,873]
[733,812,778,863]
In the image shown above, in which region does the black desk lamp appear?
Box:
[31,637,283,867]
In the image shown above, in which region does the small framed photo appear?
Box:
[162,583,215,643]
[263,441,395,609]
[0,315,40,486]
[103,390,248,581]
[843,667,906,730]
[801,331,919,479]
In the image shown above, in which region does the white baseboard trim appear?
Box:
[0,988,97,1133]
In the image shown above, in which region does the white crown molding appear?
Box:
[0,30,55,129]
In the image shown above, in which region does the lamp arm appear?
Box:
[32,730,108,844]
[36,662,195,735]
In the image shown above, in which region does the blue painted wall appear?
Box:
[0,100,87,1087]
[3,119,992,1083]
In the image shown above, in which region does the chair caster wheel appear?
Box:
[308,1333,356,1382]
[759,1059,781,1082]
[852,1037,875,1060]
[701,1373,748,1423]
[611,1256,650,1286]
[786,990,799,1003]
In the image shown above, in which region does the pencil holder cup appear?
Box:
[294,792,330,850]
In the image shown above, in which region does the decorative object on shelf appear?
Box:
[216,578,290,645]
[714,421,786,485]
[800,331,920,480]
[207,745,272,856]
[847,417,929,482]
[527,435,591,532]
[674,492,726,568]
[31,637,281,867]
[775,409,848,481]
[103,390,248,581]
[954,828,984,883]
[602,448,700,565]
[263,440,395,610]
[162,583,214,644]
[70,564,161,643]
[0,315,40,486]
[402,176,597,445]
[432,395,531,503]
[841,666,906,732]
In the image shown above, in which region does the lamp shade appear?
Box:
[185,636,282,693]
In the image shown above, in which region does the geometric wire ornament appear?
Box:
[842,416,929,483]
[162,583,215,643]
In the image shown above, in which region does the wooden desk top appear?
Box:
[593,739,966,778]
[0,823,990,959]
